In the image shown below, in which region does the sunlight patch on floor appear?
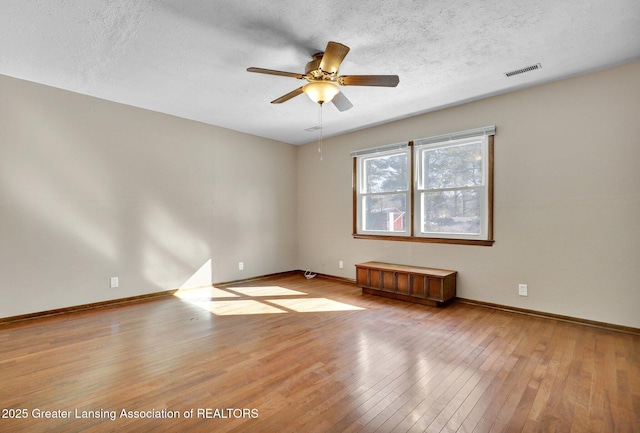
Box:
[193,299,287,316]
[269,298,365,313]
[229,286,307,297]
[174,281,365,316]
[174,286,240,300]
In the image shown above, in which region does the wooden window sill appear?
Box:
[352,234,494,246]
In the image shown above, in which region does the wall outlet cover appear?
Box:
[518,283,528,296]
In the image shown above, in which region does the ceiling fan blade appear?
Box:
[331,91,353,112]
[339,75,399,87]
[247,67,304,79]
[271,87,305,104]
[319,41,350,74]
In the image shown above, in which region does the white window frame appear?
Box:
[413,135,489,241]
[353,144,411,237]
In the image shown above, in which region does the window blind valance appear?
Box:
[350,126,495,156]
[350,141,409,158]
[413,125,495,147]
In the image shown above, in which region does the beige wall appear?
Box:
[297,61,640,328]
[2,61,639,328]
[0,74,298,318]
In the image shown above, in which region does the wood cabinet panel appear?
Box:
[356,262,456,307]
[356,268,369,286]
[382,271,396,291]
[428,278,443,300]
[370,270,382,289]
[410,276,426,298]
[396,273,409,295]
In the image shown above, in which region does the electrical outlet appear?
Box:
[339,260,344,269]
[110,277,119,288]
[518,283,528,296]
[238,262,244,271]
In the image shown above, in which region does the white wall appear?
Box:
[0,74,298,318]
[297,61,640,328]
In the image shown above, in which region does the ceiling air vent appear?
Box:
[305,126,322,132]
[504,63,542,77]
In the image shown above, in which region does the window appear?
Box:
[352,127,494,246]
[414,136,488,240]
[354,144,411,236]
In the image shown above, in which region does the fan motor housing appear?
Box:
[305,54,323,75]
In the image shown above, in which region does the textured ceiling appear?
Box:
[1,0,639,145]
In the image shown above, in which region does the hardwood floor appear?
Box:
[1,274,638,432]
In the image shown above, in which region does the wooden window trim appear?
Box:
[352,233,495,246]
[353,135,495,246]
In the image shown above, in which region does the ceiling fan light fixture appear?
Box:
[248,41,399,110]
[303,81,340,104]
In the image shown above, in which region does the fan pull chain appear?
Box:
[318,102,324,161]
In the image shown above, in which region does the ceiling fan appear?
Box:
[247,41,399,112]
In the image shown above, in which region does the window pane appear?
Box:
[363,194,406,232]
[421,141,483,189]
[421,189,481,235]
[362,153,408,193]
